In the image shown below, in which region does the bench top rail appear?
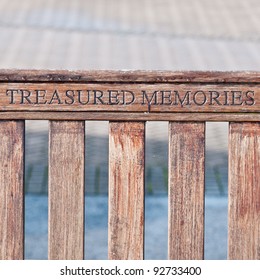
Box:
[0,70,259,121]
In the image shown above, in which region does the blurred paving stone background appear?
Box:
[0,0,260,259]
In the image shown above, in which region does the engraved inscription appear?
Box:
[5,88,255,106]
[142,90,255,106]
[6,89,136,106]
[1,83,258,113]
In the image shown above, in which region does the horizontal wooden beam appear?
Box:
[0,70,260,83]
[0,83,259,113]
[0,70,258,121]
[0,112,259,121]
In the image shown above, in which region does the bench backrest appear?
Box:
[0,70,260,260]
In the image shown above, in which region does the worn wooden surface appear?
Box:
[228,122,260,259]
[0,69,259,83]
[0,112,260,121]
[0,70,259,121]
[0,83,259,113]
[0,121,24,260]
[0,70,260,261]
[48,121,85,260]
[108,122,145,260]
[168,122,205,260]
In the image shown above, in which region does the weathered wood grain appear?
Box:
[108,122,145,260]
[49,121,85,260]
[0,69,259,83]
[168,122,205,260]
[0,112,260,122]
[0,70,259,261]
[0,83,259,113]
[0,121,24,260]
[228,122,260,259]
[0,70,259,118]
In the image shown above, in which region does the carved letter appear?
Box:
[78,90,89,105]
[122,90,135,105]
[65,90,75,104]
[231,91,243,105]
[209,91,222,105]
[173,91,191,107]
[193,91,207,106]
[36,90,47,104]
[160,91,172,105]
[108,90,120,105]
[93,90,105,104]
[21,90,32,104]
[142,90,158,105]
[6,89,19,104]
[48,90,63,104]
[245,91,255,106]
[223,91,230,105]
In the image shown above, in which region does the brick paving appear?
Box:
[0,0,259,194]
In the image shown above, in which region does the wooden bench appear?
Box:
[0,70,260,260]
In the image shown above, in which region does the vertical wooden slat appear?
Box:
[168,122,205,260]
[49,121,85,260]
[0,121,24,260]
[229,122,260,259]
[108,121,145,260]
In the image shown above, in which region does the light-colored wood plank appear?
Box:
[0,70,259,117]
[0,69,259,83]
[49,121,85,260]
[0,82,259,113]
[168,122,205,260]
[108,122,145,260]
[228,122,260,259]
[0,121,24,260]
[0,112,260,122]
